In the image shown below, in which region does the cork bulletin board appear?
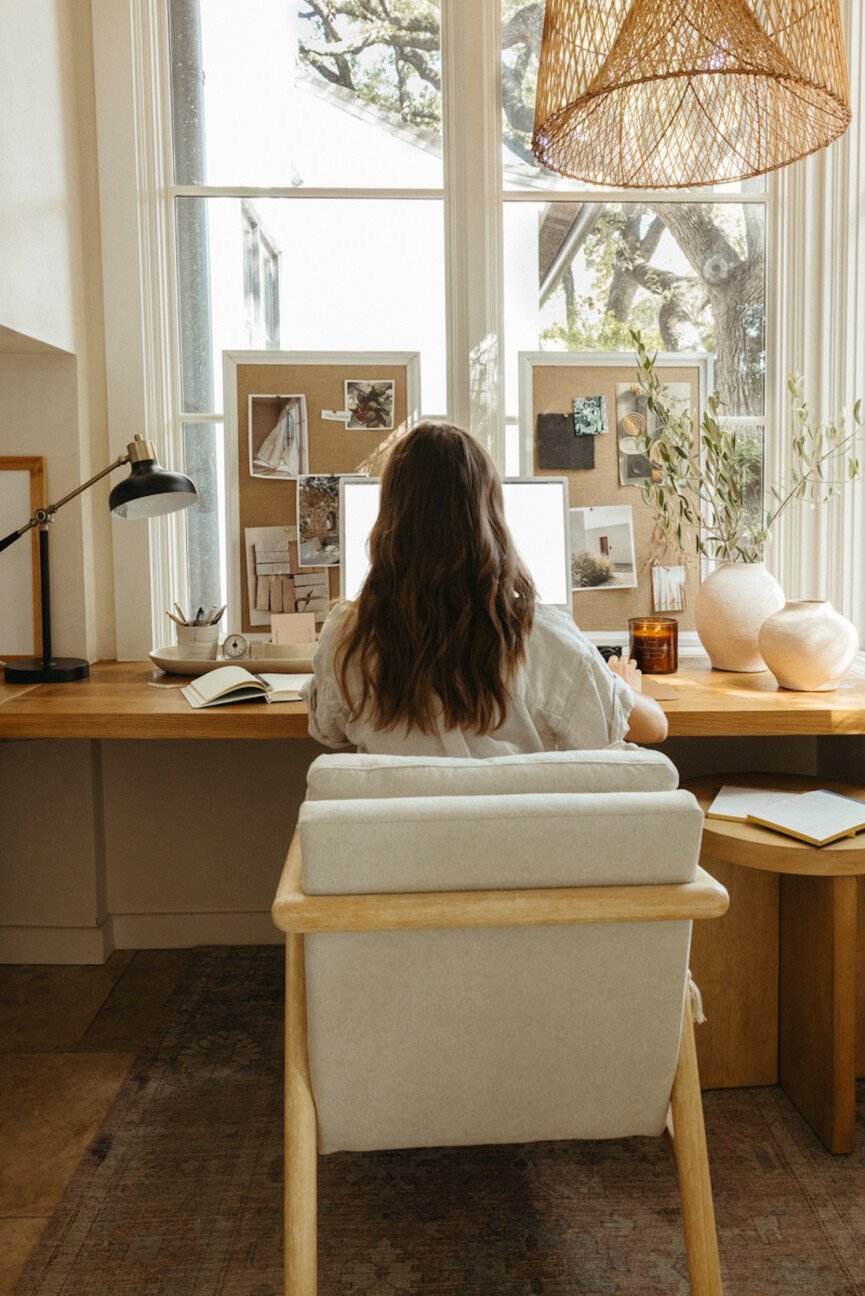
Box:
[224,351,422,635]
[518,352,713,633]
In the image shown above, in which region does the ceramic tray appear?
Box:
[149,645,315,677]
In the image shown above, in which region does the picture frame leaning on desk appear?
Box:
[0,436,197,684]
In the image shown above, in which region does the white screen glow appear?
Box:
[341,478,570,607]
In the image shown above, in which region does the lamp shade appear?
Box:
[532,0,852,189]
[109,456,197,519]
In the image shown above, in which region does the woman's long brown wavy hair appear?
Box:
[337,422,536,735]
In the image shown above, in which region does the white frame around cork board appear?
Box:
[224,350,422,636]
[518,351,714,637]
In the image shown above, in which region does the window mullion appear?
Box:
[441,0,505,465]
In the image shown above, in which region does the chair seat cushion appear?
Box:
[306,745,678,801]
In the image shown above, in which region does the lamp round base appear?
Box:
[4,657,90,683]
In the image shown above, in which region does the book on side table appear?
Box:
[707,784,865,847]
[181,665,312,709]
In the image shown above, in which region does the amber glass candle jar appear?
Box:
[628,616,679,675]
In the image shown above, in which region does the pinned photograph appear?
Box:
[615,382,690,488]
[570,506,638,590]
[652,564,687,612]
[572,395,608,436]
[297,474,341,567]
[345,379,395,431]
[537,413,595,471]
[249,394,308,480]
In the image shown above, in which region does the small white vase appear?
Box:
[694,562,785,672]
[758,600,859,691]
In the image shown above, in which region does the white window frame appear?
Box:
[92,0,773,658]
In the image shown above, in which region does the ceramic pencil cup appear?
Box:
[175,623,219,660]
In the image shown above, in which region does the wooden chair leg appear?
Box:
[285,932,317,1295]
[668,995,723,1296]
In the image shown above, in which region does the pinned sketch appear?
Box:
[249,395,308,479]
[570,505,638,591]
[297,475,341,567]
[615,382,690,488]
[345,379,395,431]
[537,414,595,471]
[652,564,687,612]
[572,395,608,436]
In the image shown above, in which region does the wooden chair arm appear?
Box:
[272,830,729,935]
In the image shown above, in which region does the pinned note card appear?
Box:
[270,612,316,645]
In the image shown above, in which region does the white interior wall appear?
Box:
[0,0,114,662]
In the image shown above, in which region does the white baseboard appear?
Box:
[111,911,282,950]
[0,919,115,965]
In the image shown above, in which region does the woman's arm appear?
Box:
[606,656,669,745]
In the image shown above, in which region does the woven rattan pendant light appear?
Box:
[532,0,852,188]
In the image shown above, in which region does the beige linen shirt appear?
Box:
[301,602,635,757]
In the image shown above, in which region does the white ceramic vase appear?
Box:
[694,562,785,672]
[758,600,859,691]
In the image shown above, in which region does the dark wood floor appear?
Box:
[0,951,192,1294]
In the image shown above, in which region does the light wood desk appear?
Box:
[2,659,865,739]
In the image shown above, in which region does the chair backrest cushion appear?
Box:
[305,745,679,801]
[300,789,703,1154]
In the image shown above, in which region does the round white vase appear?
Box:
[694,562,785,672]
[758,600,859,691]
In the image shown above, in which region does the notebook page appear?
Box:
[259,673,313,702]
[706,786,800,824]
[752,789,865,843]
[186,666,259,703]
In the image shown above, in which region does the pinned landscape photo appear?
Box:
[570,505,638,590]
[572,395,608,436]
[345,379,395,431]
[248,394,308,479]
[297,474,341,567]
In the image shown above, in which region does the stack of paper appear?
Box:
[707,785,865,847]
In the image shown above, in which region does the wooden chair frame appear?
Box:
[273,831,729,1296]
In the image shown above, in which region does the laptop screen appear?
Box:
[340,477,571,609]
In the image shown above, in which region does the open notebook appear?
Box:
[707,785,865,847]
[181,666,312,709]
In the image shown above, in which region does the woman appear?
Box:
[303,422,667,755]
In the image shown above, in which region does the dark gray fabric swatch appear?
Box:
[537,414,596,470]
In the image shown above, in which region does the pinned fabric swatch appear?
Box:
[537,414,596,470]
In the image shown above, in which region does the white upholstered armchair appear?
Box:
[272,748,729,1295]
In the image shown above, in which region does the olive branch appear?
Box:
[631,328,865,563]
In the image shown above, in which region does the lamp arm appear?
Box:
[45,453,130,515]
[0,521,36,554]
[0,454,131,557]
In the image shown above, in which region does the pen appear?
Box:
[174,602,187,625]
[193,606,205,626]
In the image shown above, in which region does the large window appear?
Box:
[105,1,770,639]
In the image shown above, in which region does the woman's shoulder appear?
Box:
[528,603,597,659]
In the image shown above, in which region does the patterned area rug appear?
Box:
[13,946,865,1295]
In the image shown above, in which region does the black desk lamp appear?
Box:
[0,435,197,683]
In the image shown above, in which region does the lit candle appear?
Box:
[628,616,679,675]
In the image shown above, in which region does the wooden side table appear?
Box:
[684,773,865,1154]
